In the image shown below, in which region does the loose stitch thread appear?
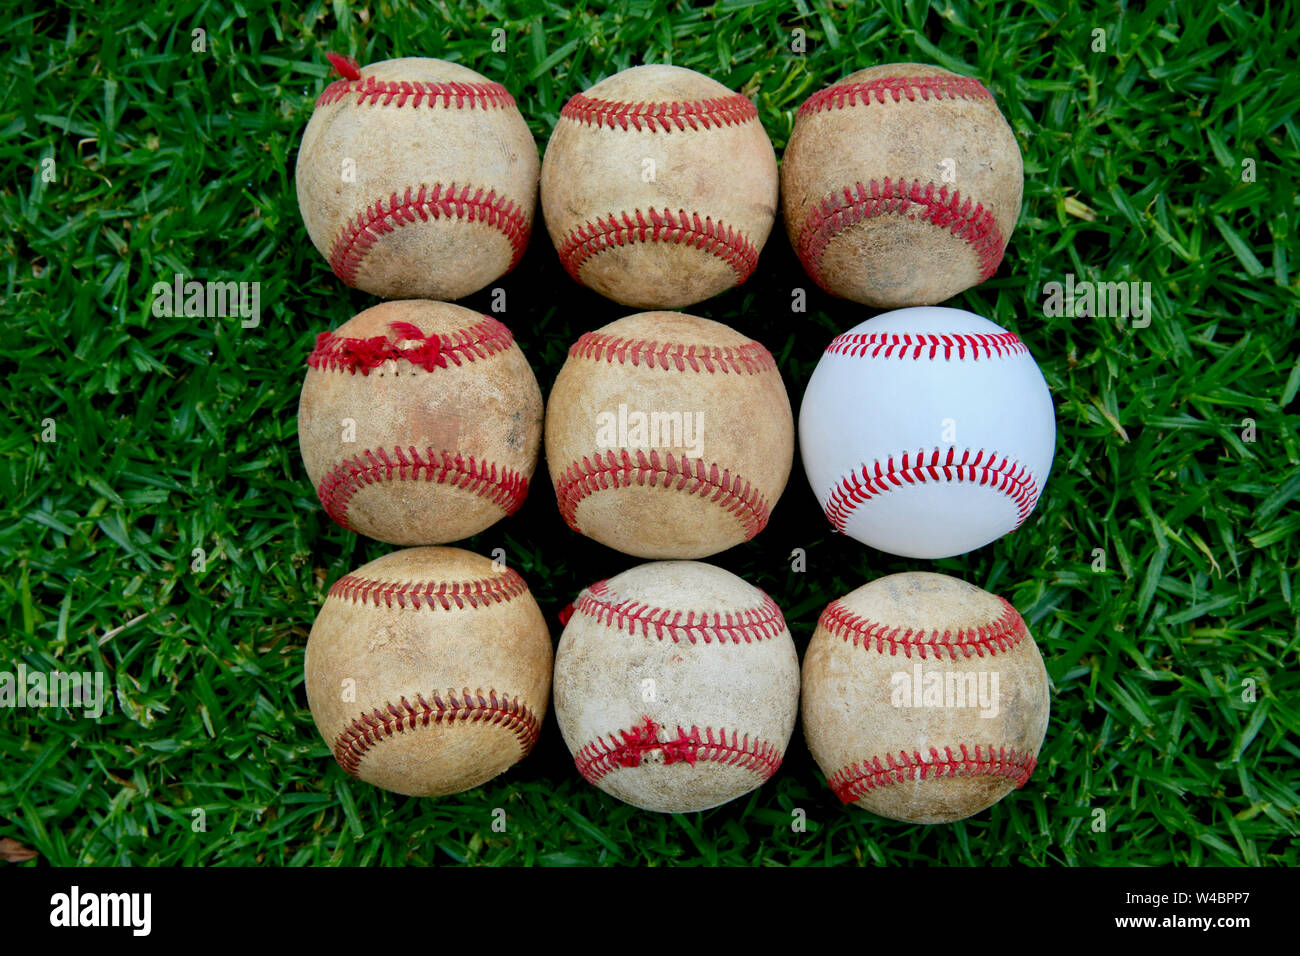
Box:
[307,317,514,375]
[573,716,782,784]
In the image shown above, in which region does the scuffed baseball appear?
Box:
[545,311,793,558]
[782,63,1023,307]
[799,306,1055,558]
[296,55,538,300]
[802,572,1050,823]
[554,561,800,813]
[298,300,543,545]
[541,64,779,309]
[305,547,552,797]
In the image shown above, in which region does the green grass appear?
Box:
[2,0,1298,866]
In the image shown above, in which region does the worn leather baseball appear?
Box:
[545,311,793,558]
[540,64,779,309]
[305,546,552,797]
[298,300,543,545]
[295,54,538,300]
[554,561,799,812]
[782,63,1023,307]
[802,572,1050,823]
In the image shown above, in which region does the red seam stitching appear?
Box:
[307,316,515,375]
[823,447,1040,531]
[328,184,530,288]
[569,332,776,374]
[573,716,781,784]
[818,596,1026,660]
[556,208,759,284]
[561,91,758,132]
[572,579,786,644]
[333,689,540,777]
[317,77,516,110]
[328,568,528,610]
[827,744,1037,804]
[317,447,530,529]
[824,331,1026,361]
[795,179,1005,290]
[797,75,992,117]
[554,450,771,540]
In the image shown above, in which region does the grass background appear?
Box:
[2,0,1297,866]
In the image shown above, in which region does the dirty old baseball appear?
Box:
[800,307,1054,559]
[295,54,538,300]
[298,300,543,545]
[554,561,800,812]
[540,64,779,309]
[802,572,1049,823]
[782,63,1023,307]
[546,311,793,558]
[305,547,552,798]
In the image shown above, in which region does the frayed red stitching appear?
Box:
[573,716,782,784]
[818,597,1026,660]
[561,91,758,132]
[571,579,786,644]
[825,331,1026,361]
[823,448,1040,532]
[796,179,1005,290]
[317,447,530,529]
[316,77,516,109]
[307,316,514,375]
[328,184,530,288]
[328,568,528,610]
[333,689,539,777]
[797,74,992,117]
[569,332,775,374]
[554,450,770,540]
[827,744,1036,804]
[557,208,758,283]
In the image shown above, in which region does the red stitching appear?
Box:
[570,331,776,374]
[818,597,1026,660]
[317,447,529,529]
[317,77,516,110]
[328,568,528,610]
[827,744,1036,804]
[797,75,992,117]
[561,92,758,132]
[333,689,540,777]
[328,185,530,288]
[823,448,1040,532]
[796,179,1005,291]
[825,331,1026,361]
[556,208,759,284]
[572,579,786,644]
[554,450,770,540]
[307,316,514,375]
[573,716,781,784]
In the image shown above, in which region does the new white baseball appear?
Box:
[800,307,1055,558]
[553,561,800,813]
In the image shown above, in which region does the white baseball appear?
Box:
[799,307,1055,558]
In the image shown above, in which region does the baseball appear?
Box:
[298,299,543,545]
[540,64,779,309]
[799,306,1055,558]
[802,572,1050,823]
[545,311,793,558]
[782,63,1023,307]
[553,561,800,812]
[304,546,552,797]
[295,54,538,300]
